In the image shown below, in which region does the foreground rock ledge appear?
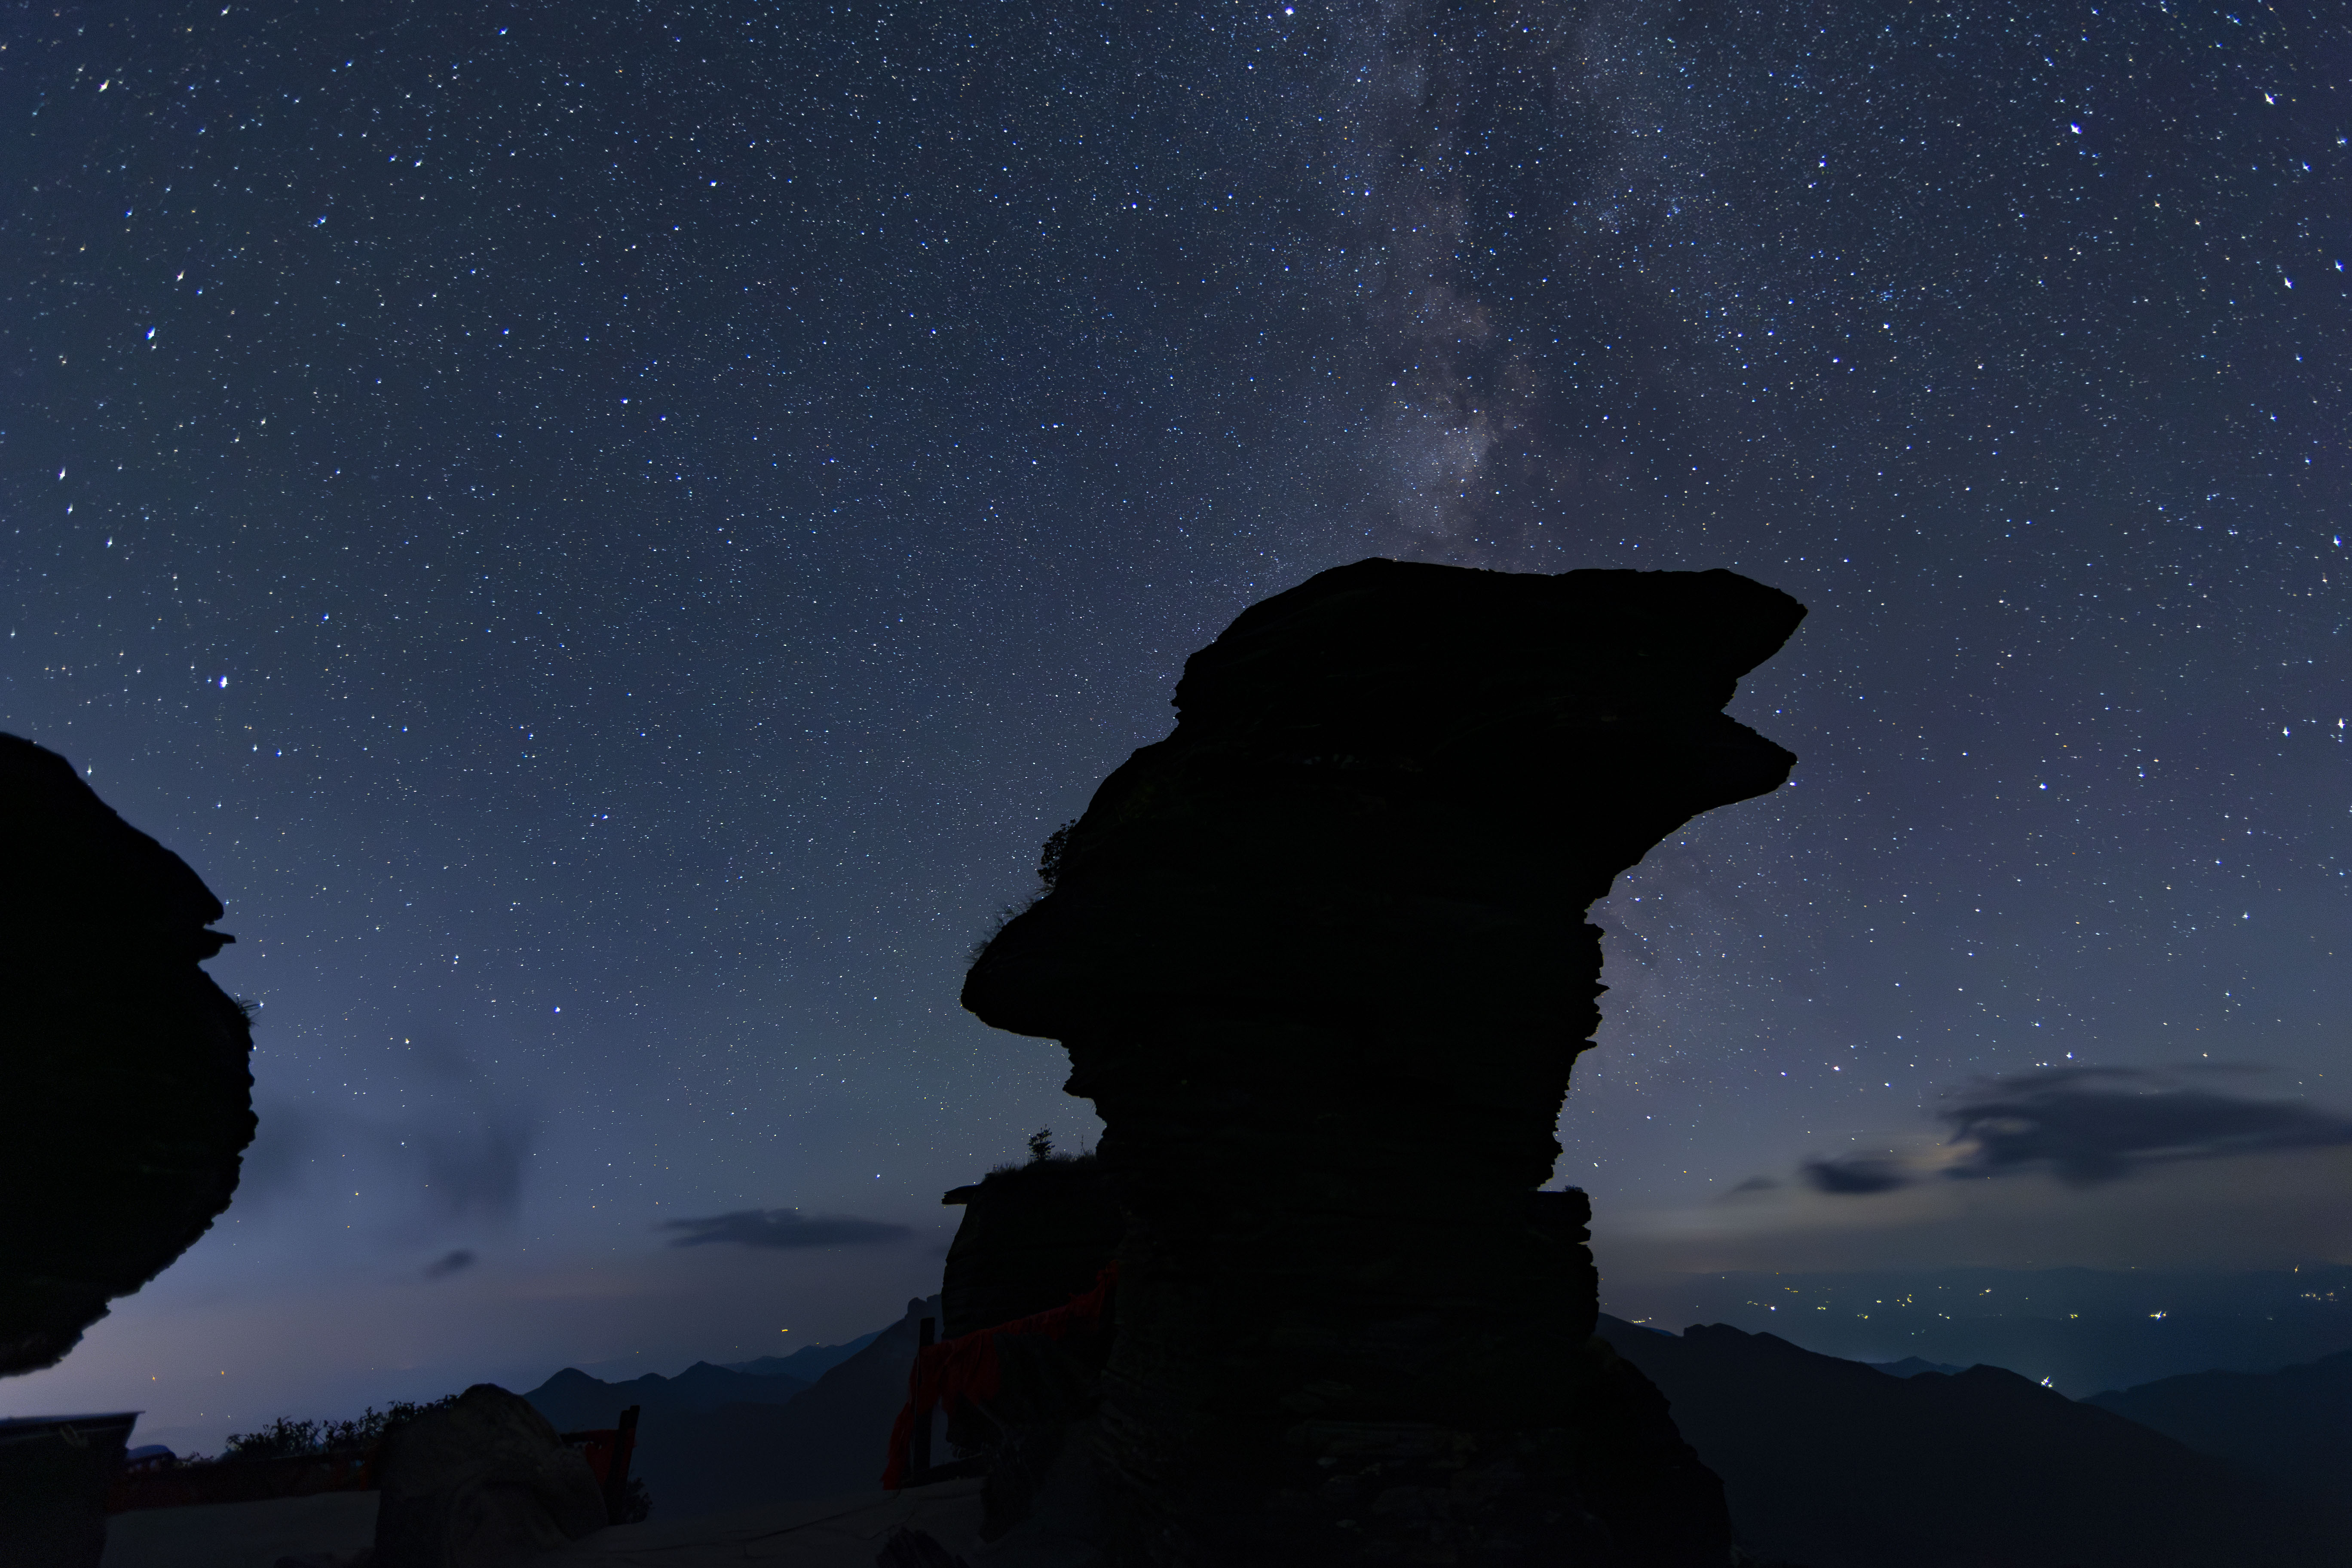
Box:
[962,559,1804,1567]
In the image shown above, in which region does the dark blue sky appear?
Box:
[4,0,2346,1450]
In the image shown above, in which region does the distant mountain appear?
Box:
[1596,1314,2347,1568]
[1862,1355,1966,1378]
[2086,1347,2352,1521]
[721,1328,885,1382]
[521,1296,940,1522]
[1605,1266,2352,1396]
[522,1360,811,1433]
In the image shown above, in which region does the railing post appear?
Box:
[604,1405,640,1523]
[908,1317,937,1483]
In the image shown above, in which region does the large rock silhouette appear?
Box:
[962,559,1803,1566]
[1,734,257,1374]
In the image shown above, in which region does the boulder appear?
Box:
[374,1385,605,1568]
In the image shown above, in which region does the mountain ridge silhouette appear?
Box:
[1596,1313,2347,1568]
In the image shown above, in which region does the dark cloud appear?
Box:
[424,1249,476,1280]
[1800,1156,1911,1195]
[1730,1176,1779,1194]
[414,1106,535,1221]
[1941,1068,2352,1188]
[1792,1068,2352,1198]
[662,1210,914,1250]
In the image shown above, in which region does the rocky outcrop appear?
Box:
[940,1155,1123,1341]
[374,1384,606,1568]
[0,734,257,1375]
[961,559,1804,1566]
[933,1158,1124,1533]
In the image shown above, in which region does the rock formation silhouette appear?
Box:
[961,558,1804,1566]
[1,733,257,1375]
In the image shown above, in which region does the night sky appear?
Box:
[5,0,2347,1452]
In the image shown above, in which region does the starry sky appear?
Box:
[4,0,2347,1451]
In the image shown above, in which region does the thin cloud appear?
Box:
[1941,1067,2352,1188]
[236,1093,536,1226]
[662,1209,913,1250]
[424,1249,476,1279]
[415,1106,535,1221]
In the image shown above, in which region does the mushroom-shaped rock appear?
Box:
[0,733,258,1375]
[962,559,1804,1566]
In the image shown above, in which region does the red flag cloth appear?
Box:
[564,1429,619,1486]
[882,1262,1118,1489]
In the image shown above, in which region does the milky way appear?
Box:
[3,0,2346,1444]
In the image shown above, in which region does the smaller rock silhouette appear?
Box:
[932,1156,1124,1537]
[373,1384,606,1568]
[939,1153,1122,1341]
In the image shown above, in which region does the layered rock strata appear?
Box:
[960,559,1804,1565]
[1,734,257,1374]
